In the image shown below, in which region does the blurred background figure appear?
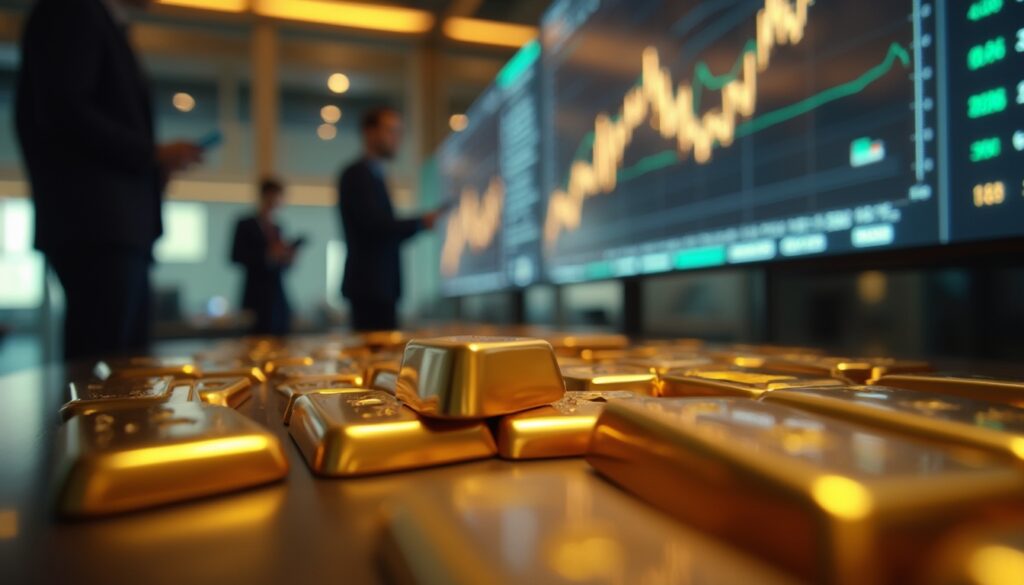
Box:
[337,107,441,331]
[231,178,302,336]
[14,0,202,361]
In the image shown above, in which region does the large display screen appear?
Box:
[439,41,544,296]
[437,0,1024,294]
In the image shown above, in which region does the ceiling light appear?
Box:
[442,17,536,48]
[321,105,342,124]
[449,113,468,132]
[172,92,196,112]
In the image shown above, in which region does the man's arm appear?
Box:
[338,166,427,240]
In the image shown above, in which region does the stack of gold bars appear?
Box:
[53,329,1024,584]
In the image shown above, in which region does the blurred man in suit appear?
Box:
[338,107,440,331]
[231,178,301,336]
[15,0,202,360]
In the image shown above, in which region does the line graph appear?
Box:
[543,0,816,249]
[440,176,505,277]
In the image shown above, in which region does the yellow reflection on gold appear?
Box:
[967,545,1024,585]
[105,435,271,470]
[810,475,873,520]
[547,532,624,581]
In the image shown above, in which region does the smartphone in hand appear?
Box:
[197,130,223,151]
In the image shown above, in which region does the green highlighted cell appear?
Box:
[967,0,1003,22]
[967,87,1007,119]
[967,36,1006,70]
[673,246,726,270]
[497,40,540,88]
[969,137,1001,162]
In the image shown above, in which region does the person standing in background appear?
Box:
[337,107,442,331]
[231,178,302,336]
[15,0,203,361]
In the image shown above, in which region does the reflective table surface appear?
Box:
[0,363,612,584]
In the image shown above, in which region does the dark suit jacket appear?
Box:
[338,159,423,301]
[15,0,162,255]
[231,216,291,335]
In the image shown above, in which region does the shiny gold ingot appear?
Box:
[359,330,410,351]
[93,357,200,380]
[379,470,799,585]
[262,354,313,375]
[396,336,564,419]
[763,385,1024,463]
[288,391,496,476]
[275,381,367,424]
[60,377,197,420]
[561,365,659,396]
[874,373,1024,408]
[365,360,401,393]
[362,356,401,386]
[544,332,629,356]
[497,391,636,459]
[587,398,1024,585]
[619,353,713,376]
[924,525,1024,585]
[56,402,288,517]
[660,369,843,398]
[194,377,252,408]
[198,359,267,383]
[273,359,364,386]
[762,356,929,384]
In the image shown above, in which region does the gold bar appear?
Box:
[60,377,198,420]
[542,332,629,356]
[660,369,844,398]
[587,398,1024,585]
[358,330,411,352]
[379,469,799,585]
[262,354,313,375]
[362,356,402,386]
[396,336,564,419]
[194,376,253,409]
[759,356,930,384]
[497,391,636,459]
[365,360,401,393]
[561,365,659,396]
[874,373,1024,408]
[272,359,364,386]
[619,352,713,376]
[763,385,1024,463]
[275,380,367,424]
[288,391,496,476]
[198,359,267,383]
[93,357,200,380]
[56,402,288,517]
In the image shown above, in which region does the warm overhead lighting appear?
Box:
[317,123,337,141]
[155,0,249,13]
[253,0,434,34]
[172,92,196,112]
[327,73,350,94]
[321,105,342,124]
[442,17,536,48]
[449,113,468,132]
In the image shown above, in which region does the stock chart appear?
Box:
[438,0,1024,293]
[439,42,544,296]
